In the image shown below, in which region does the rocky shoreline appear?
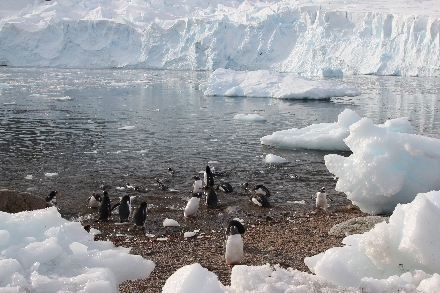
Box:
[87,204,376,292]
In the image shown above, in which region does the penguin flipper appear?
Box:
[111,202,120,211]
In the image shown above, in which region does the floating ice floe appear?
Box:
[44,172,58,177]
[0,207,154,293]
[263,153,287,164]
[233,113,267,122]
[118,126,136,130]
[204,69,360,99]
[260,108,417,151]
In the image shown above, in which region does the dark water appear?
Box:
[1,68,439,220]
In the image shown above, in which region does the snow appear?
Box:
[0,1,439,76]
[204,69,360,99]
[0,207,154,292]
[163,218,180,227]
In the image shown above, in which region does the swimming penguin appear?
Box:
[100,183,112,191]
[217,182,233,193]
[204,185,218,208]
[168,167,175,176]
[312,187,332,211]
[225,220,246,266]
[250,193,271,207]
[45,191,58,207]
[184,193,202,217]
[97,191,112,221]
[204,166,215,187]
[253,184,271,197]
[192,175,204,195]
[155,178,168,190]
[133,201,148,228]
[87,192,102,208]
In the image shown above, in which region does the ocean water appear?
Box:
[1,67,439,219]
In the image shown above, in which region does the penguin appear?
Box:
[253,184,271,197]
[168,167,175,176]
[225,220,246,266]
[242,182,251,192]
[45,190,58,207]
[192,175,204,195]
[184,193,201,217]
[250,193,271,207]
[114,195,131,223]
[100,183,112,191]
[97,191,112,221]
[155,178,168,190]
[312,187,332,211]
[87,192,102,208]
[217,181,233,193]
[204,185,218,208]
[204,165,214,187]
[133,201,148,228]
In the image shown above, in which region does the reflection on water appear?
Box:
[0,68,439,218]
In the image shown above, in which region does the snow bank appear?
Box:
[305,190,440,291]
[325,113,440,214]
[0,1,439,76]
[204,69,360,99]
[0,207,154,293]
[260,108,417,151]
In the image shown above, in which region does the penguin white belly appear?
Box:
[88,197,100,208]
[316,193,327,209]
[225,234,243,265]
[184,197,200,217]
[192,180,203,194]
[251,197,262,206]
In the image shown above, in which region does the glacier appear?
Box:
[0,0,439,77]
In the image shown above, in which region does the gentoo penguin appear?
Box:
[155,178,168,190]
[217,182,233,193]
[184,193,201,217]
[192,175,204,195]
[97,191,112,221]
[168,167,175,176]
[204,166,214,187]
[312,187,332,211]
[45,190,58,207]
[133,201,148,228]
[87,192,102,208]
[225,220,246,266]
[100,183,112,191]
[117,195,131,223]
[253,184,271,197]
[204,185,218,208]
[250,193,271,207]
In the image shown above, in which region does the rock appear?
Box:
[0,189,46,213]
[329,216,389,237]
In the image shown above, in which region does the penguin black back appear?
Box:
[227,220,245,235]
[205,166,215,187]
[204,186,218,208]
[254,184,271,197]
[217,182,233,193]
[98,191,111,220]
[250,193,271,208]
[133,201,148,227]
[118,195,131,223]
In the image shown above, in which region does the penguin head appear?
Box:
[321,187,326,192]
[139,201,148,210]
[193,175,201,181]
[227,220,245,235]
[229,225,239,235]
[122,194,130,203]
[103,190,109,197]
[46,190,58,202]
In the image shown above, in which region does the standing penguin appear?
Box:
[184,193,201,217]
[97,191,112,221]
[87,192,102,208]
[204,185,218,208]
[117,195,131,223]
[204,165,215,187]
[133,201,148,228]
[192,175,204,195]
[225,219,246,266]
[312,187,331,211]
[45,190,58,207]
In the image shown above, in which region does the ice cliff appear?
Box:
[0,0,439,77]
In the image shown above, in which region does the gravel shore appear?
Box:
[86,203,370,292]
